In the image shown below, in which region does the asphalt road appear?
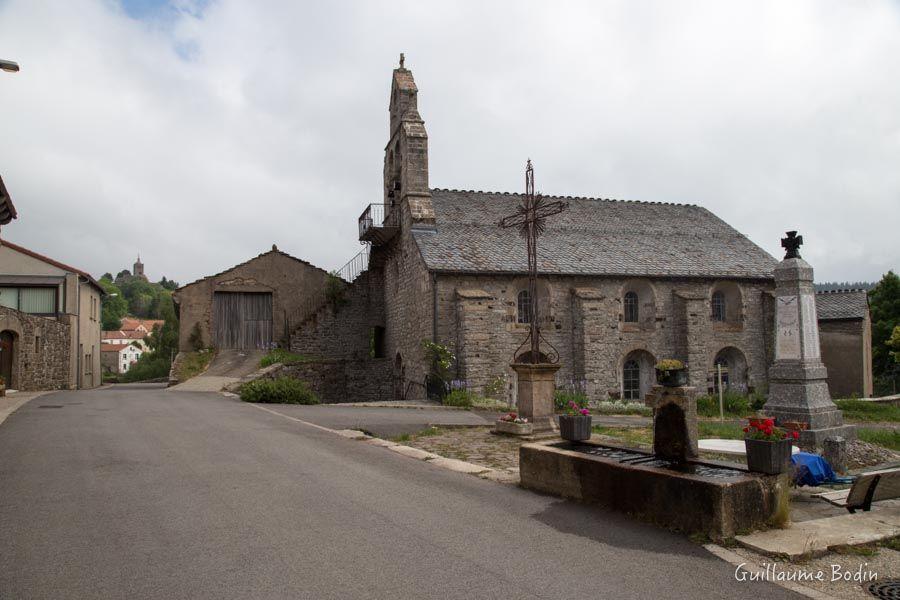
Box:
[0,386,802,600]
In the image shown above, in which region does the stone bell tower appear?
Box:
[133,255,147,281]
[383,54,434,228]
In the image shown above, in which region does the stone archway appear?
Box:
[620,349,657,402]
[0,330,18,389]
[712,346,749,393]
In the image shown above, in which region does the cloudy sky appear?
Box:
[0,0,898,285]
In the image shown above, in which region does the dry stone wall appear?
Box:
[0,307,70,390]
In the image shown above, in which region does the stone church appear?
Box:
[288,60,785,403]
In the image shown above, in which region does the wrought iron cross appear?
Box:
[498,160,567,363]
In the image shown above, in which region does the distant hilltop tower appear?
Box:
[133,255,147,281]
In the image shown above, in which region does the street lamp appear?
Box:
[0,59,20,73]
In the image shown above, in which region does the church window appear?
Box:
[624,291,639,323]
[711,291,726,322]
[517,290,531,324]
[623,360,641,400]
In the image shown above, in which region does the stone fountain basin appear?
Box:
[519,440,784,540]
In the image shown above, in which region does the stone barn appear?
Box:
[816,289,873,398]
[173,246,332,352]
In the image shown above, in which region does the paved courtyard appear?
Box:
[0,385,805,600]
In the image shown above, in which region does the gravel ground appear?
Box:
[729,543,900,600]
[847,440,900,470]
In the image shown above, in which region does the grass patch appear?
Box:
[857,427,900,451]
[259,348,312,368]
[696,391,765,418]
[832,544,879,556]
[879,536,900,551]
[443,390,475,408]
[834,399,900,423]
[591,426,654,447]
[175,349,215,382]
[698,422,745,440]
[239,377,319,404]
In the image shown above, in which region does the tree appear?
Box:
[888,325,900,365]
[869,271,900,394]
[99,278,127,330]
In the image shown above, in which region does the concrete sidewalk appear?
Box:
[736,500,900,559]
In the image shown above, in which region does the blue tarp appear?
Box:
[791,452,836,486]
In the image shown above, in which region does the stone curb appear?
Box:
[703,544,839,600]
[238,399,520,485]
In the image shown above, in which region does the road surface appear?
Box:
[0,385,800,599]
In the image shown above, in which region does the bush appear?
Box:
[121,356,171,382]
[554,390,588,411]
[594,401,652,416]
[442,389,474,408]
[188,322,204,351]
[259,348,310,368]
[696,391,752,417]
[239,377,319,404]
[175,349,215,382]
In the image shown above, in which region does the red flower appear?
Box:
[792,431,800,440]
[764,418,775,427]
[742,427,750,433]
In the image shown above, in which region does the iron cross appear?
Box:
[498,160,567,363]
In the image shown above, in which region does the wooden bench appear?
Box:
[815,467,900,513]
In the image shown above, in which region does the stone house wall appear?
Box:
[431,274,774,401]
[819,317,873,398]
[0,306,70,391]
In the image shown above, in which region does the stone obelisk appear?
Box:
[764,231,855,446]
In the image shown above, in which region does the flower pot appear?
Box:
[559,415,592,441]
[656,368,688,387]
[494,420,533,436]
[745,438,792,474]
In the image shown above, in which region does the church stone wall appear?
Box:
[379,206,435,400]
[435,274,774,401]
[0,307,70,391]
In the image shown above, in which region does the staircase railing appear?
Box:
[282,246,371,343]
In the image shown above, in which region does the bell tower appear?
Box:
[383,54,434,227]
[133,255,147,281]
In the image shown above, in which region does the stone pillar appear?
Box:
[764,243,855,446]
[823,437,848,473]
[511,362,560,432]
[648,385,699,461]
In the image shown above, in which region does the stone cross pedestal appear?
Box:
[649,385,699,462]
[764,241,855,446]
[511,362,560,432]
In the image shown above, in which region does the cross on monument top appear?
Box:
[781,230,803,259]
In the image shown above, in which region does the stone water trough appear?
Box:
[519,386,786,540]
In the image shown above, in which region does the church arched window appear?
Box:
[711,291,726,322]
[623,360,641,400]
[624,291,639,323]
[517,289,531,324]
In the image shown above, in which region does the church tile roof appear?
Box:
[413,189,778,279]
[815,289,869,320]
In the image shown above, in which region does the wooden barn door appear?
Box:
[212,292,273,349]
